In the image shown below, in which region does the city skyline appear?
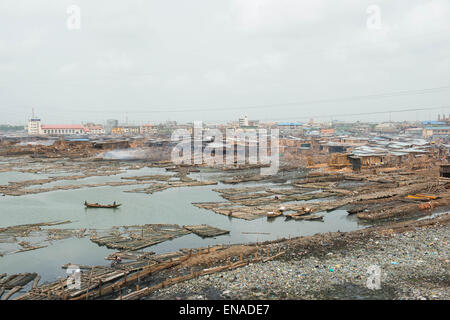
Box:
[8,105,450,127]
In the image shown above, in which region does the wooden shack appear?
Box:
[328,153,352,168]
[440,164,450,178]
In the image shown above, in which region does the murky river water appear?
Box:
[0,167,367,285]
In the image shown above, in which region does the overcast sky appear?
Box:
[1,0,449,125]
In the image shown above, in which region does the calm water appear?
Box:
[0,167,366,285]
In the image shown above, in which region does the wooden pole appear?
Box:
[85,267,95,300]
[98,279,102,297]
[58,277,64,299]
[136,274,140,291]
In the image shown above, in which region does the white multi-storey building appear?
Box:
[239,115,249,127]
[27,118,42,135]
[84,124,105,135]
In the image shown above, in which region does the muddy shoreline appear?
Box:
[144,214,450,300]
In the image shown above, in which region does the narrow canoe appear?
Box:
[84,202,121,208]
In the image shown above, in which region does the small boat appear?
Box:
[415,194,439,200]
[84,201,121,208]
[290,214,324,221]
[285,212,305,219]
[406,195,430,201]
[267,211,283,218]
[301,215,324,221]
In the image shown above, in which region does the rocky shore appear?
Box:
[146,216,449,300]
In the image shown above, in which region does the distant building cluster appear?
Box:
[26,113,156,137]
[27,118,106,136]
[19,112,450,150]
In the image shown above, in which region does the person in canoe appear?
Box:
[84,201,121,208]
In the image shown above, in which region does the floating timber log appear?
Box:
[14,245,284,300]
[90,224,191,251]
[183,225,230,238]
[117,250,285,300]
[1,286,22,300]
[32,275,41,289]
[0,273,37,289]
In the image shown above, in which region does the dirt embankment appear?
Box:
[0,140,99,158]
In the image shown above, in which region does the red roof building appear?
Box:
[41,125,87,135]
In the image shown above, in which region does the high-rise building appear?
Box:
[239,115,249,127]
[27,110,41,135]
[105,119,119,134]
[27,117,41,135]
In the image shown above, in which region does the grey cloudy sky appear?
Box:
[1,0,449,125]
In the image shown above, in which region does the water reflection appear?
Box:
[0,166,368,283]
